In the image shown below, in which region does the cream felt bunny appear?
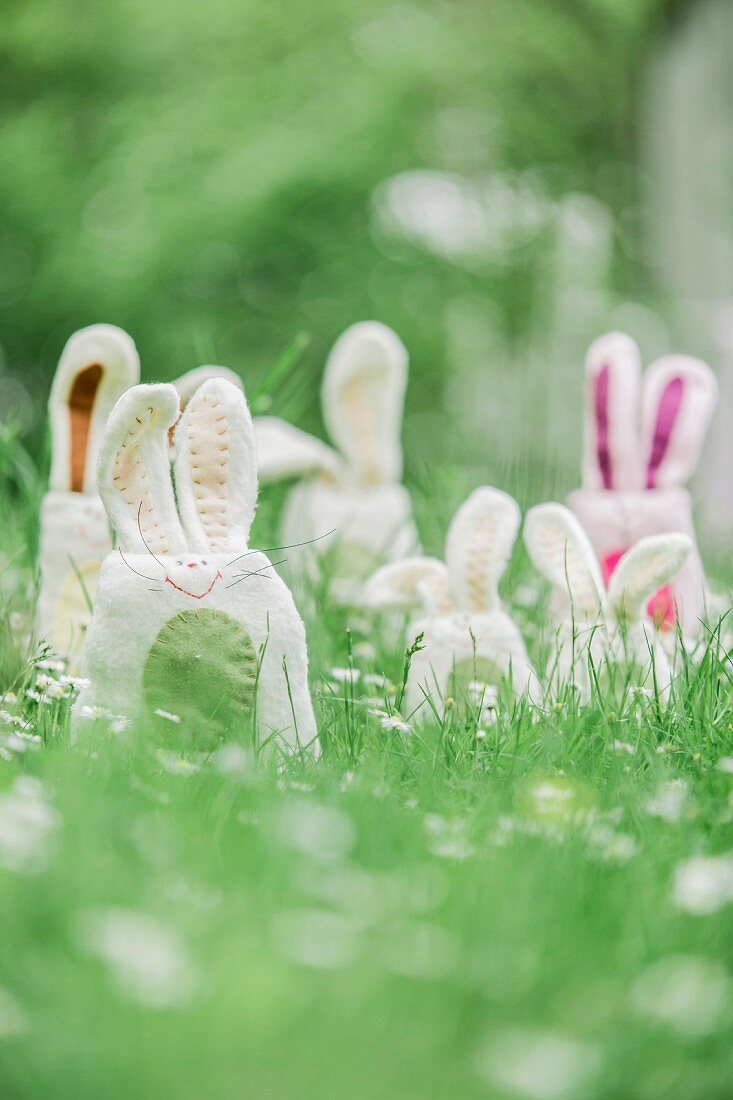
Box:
[364,488,540,718]
[568,332,717,636]
[37,324,140,669]
[253,322,419,603]
[73,378,317,754]
[524,502,692,701]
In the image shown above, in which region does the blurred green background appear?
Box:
[1,0,729,513]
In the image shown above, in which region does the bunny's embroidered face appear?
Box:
[365,487,539,716]
[252,322,419,601]
[74,377,318,753]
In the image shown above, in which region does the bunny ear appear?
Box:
[607,533,692,623]
[253,417,342,484]
[364,558,452,616]
[523,503,606,620]
[641,355,717,489]
[173,365,243,409]
[582,332,642,491]
[49,324,140,493]
[174,379,257,553]
[321,321,408,487]
[445,487,520,613]
[97,384,187,555]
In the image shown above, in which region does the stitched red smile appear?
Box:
[164,570,223,600]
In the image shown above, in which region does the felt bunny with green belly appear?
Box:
[524,502,692,701]
[38,324,140,669]
[73,378,317,753]
[364,487,540,718]
[253,322,419,603]
[568,332,716,636]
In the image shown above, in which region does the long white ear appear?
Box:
[253,416,342,484]
[321,321,407,487]
[641,355,717,489]
[524,503,606,620]
[607,533,692,623]
[174,379,257,553]
[364,557,452,616]
[582,332,642,491]
[49,324,140,493]
[173,365,243,408]
[444,487,520,613]
[98,384,187,555]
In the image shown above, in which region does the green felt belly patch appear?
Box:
[143,608,258,746]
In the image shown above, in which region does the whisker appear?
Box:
[118,548,160,583]
[137,502,167,570]
[225,530,337,569]
[226,559,287,589]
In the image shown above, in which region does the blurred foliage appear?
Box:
[0,0,677,446]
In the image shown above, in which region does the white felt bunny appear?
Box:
[524,502,692,701]
[37,324,140,669]
[254,322,419,603]
[568,332,717,636]
[73,378,317,753]
[364,487,540,718]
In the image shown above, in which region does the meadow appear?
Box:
[0,412,732,1098]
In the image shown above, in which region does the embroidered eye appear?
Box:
[176,560,183,566]
[202,560,208,565]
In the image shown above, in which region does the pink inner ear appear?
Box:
[601,548,676,632]
[646,376,684,489]
[594,365,613,489]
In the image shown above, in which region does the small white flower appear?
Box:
[476,728,487,740]
[75,908,197,1009]
[631,954,731,1036]
[672,854,733,915]
[276,800,356,863]
[378,715,412,734]
[352,641,378,662]
[0,777,60,874]
[154,709,181,724]
[475,1027,602,1099]
[717,757,733,774]
[37,659,65,673]
[646,780,689,823]
[59,675,91,691]
[613,740,636,756]
[329,667,361,685]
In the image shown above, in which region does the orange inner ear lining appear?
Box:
[69,363,103,493]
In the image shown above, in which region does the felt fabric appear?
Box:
[75,378,317,754]
[49,324,140,494]
[252,322,418,604]
[37,492,111,671]
[404,612,540,716]
[524,501,692,701]
[281,480,419,604]
[38,324,139,667]
[575,331,717,635]
[366,487,539,718]
[568,486,706,633]
[74,551,316,752]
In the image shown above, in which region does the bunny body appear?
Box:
[38,324,140,668]
[254,322,419,603]
[365,488,539,717]
[524,503,692,701]
[569,332,717,634]
[73,379,317,753]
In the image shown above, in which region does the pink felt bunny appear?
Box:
[568,332,717,636]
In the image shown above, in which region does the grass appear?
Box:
[1,436,733,1099]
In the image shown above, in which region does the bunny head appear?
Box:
[73,378,317,754]
[253,322,419,603]
[568,331,717,635]
[524,502,692,701]
[365,487,539,718]
[38,324,140,668]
